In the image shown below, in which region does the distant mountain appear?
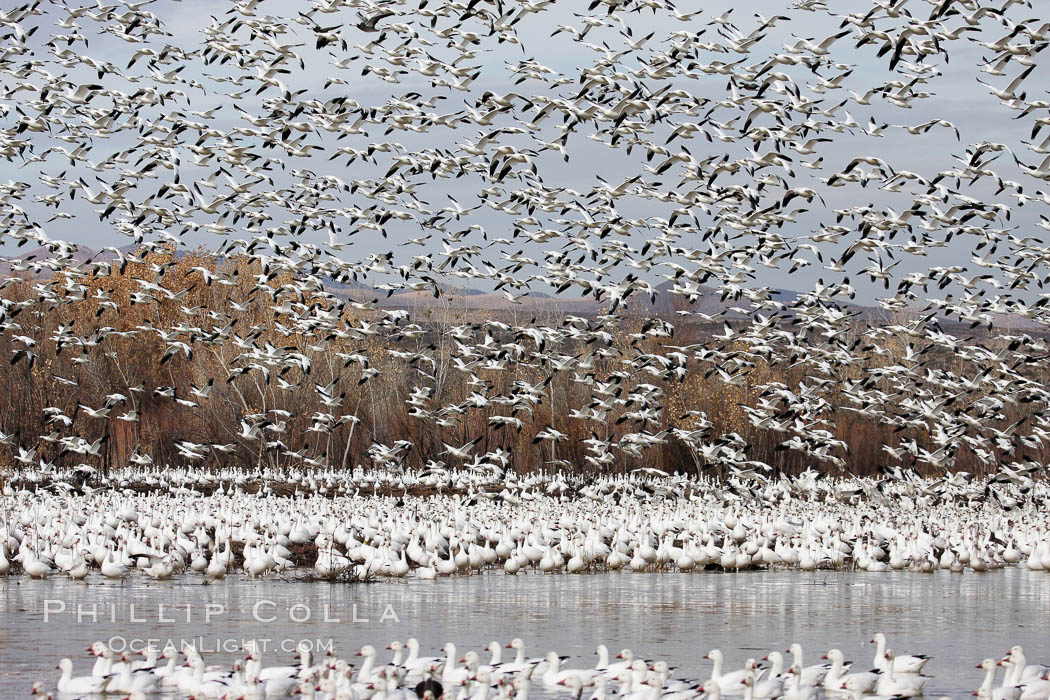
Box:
[0,247,1038,328]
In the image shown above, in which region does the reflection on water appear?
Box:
[1,568,1047,697]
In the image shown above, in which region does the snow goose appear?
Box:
[1018,677,1050,700]
[612,672,658,700]
[100,546,130,579]
[404,638,444,678]
[594,645,613,673]
[703,650,751,696]
[512,676,533,700]
[180,659,237,699]
[543,651,599,687]
[177,650,234,693]
[646,663,697,696]
[871,633,929,674]
[595,647,634,677]
[356,645,385,684]
[786,643,830,686]
[875,651,927,698]
[467,672,503,700]
[459,651,487,687]
[441,643,472,687]
[21,551,52,578]
[29,681,53,699]
[417,556,439,580]
[205,551,227,580]
[67,553,89,580]
[371,669,419,700]
[699,680,723,700]
[89,641,110,677]
[650,660,701,694]
[840,675,902,700]
[748,662,784,698]
[246,644,312,683]
[334,658,374,699]
[821,649,874,693]
[91,642,129,692]
[975,658,1022,700]
[385,640,407,669]
[56,658,108,695]
[132,647,163,672]
[590,676,616,700]
[782,665,817,700]
[111,653,159,694]
[434,544,457,576]
[1004,647,1050,683]
[146,653,179,688]
[760,651,786,681]
[628,659,650,686]
[506,639,557,674]
[484,641,503,668]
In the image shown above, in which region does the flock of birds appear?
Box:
[3,465,1050,580]
[0,0,1046,482]
[5,0,1050,698]
[33,635,1050,700]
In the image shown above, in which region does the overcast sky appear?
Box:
[0,0,1046,306]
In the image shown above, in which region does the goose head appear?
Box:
[822,649,844,664]
[651,661,671,676]
[460,651,480,669]
[700,680,722,699]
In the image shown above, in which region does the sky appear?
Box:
[0,0,1046,307]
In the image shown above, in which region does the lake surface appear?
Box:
[2,568,1047,698]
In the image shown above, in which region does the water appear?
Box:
[2,568,1047,698]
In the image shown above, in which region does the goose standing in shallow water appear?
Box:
[20,551,52,579]
[6,465,1050,582]
[100,546,130,580]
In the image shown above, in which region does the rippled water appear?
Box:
[2,568,1047,698]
